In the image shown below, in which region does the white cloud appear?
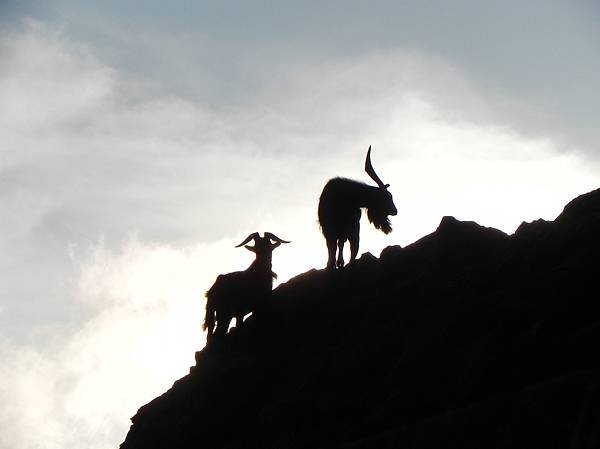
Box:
[376,98,597,244]
[0,236,251,449]
[0,20,114,152]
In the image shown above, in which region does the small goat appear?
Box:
[203,232,289,345]
[318,146,397,270]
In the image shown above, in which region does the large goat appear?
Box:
[318,146,397,270]
[203,232,289,344]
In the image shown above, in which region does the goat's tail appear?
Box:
[203,291,215,334]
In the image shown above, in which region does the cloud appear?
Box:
[37,1,600,155]
[0,236,249,449]
[0,20,113,134]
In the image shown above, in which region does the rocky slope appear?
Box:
[121,188,600,449]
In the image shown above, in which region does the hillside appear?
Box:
[120,188,600,449]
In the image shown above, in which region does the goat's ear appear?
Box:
[244,245,256,252]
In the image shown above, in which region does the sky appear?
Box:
[1,1,599,448]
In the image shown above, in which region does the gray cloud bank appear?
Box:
[10,0,598,152]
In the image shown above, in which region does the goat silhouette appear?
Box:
[318,146,397,270]
[203,232,289,345]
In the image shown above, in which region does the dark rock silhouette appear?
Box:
[318,146,397,270]
[121,188,600,449]
[203,232,289,345]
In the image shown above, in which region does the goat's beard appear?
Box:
[367,208,392,234]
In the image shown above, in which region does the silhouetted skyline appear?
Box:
[1,2,600,449]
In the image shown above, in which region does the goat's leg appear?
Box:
[326,236,336,270]
[214,316,231,340]
[336,239,345,268]
[349,221,360,265]
[236,314,244,329]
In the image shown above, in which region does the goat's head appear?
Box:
[235,232,290,259]
[365,146,397,233]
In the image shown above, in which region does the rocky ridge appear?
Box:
[121,188,600,449]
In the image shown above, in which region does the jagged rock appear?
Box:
[557,187,600,225]
[120,189,600,449]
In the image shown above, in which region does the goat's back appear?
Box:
[206,269,272,316]
[318,177,366,237]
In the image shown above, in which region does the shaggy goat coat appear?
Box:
[318,177,393,238]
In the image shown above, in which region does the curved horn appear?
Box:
[235,232,260,248]
[365,146,387,189]
[264,232,290,244]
